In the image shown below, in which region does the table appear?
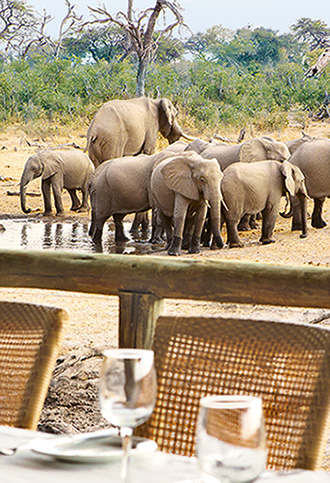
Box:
[0,427,329,482]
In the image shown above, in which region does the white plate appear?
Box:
[30,430,158,464]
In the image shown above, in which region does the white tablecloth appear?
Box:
[0,426,328,482]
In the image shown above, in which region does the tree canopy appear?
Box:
[0,1,329,129]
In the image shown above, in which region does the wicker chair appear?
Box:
[0,301,68,430]
[137,315,330,472]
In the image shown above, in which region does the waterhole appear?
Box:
[0,217,165,255]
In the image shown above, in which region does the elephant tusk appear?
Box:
[180,132,197,142]
[205,200,211,209]
[221,199,229,211]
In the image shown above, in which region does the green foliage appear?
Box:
[0,46,329,132]
[290,18,330,50]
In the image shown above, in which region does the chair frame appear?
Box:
[0,301,67,430]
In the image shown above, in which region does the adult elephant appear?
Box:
[20,149,94,216]
[285,133,314,155]
[88,150,176,244]
[186,135,291,171]
[282,138,330,230]
[150,152,224,256]
[221,160,309,248]
[87,97,185,167]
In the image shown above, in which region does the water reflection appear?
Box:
[0,218,166,256]
[20,224,28,247]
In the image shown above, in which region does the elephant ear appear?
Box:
[239,138,267,162]
[159,98,177,137]
[280,161,296,196]
[160,156,200,201]
[41,151,63,180]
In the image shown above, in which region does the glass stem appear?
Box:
[120,426,133,483]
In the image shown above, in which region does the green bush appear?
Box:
[0,55,329,133]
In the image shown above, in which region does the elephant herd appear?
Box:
[19,97,330,256]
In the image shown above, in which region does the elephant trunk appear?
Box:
[280,193,293,218]
[299,194,308,239]
[209,198,224,248]
[20,172,32,214]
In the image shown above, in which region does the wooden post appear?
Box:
[118,291,164,349]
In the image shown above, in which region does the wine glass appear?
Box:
[99,349,157,482]
[196,395,267,483]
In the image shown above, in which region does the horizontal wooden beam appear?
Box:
[1,249,329,309]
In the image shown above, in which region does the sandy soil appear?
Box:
[0,122,330,453]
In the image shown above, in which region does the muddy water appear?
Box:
[0,218,165,255]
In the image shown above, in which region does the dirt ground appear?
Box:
[0,122,330,459]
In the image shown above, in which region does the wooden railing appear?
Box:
[1,249,329,348]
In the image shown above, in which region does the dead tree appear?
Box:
[87,0,187,97]
[0,0,82,59]
[312,91,330,120]
[305,47,330,78]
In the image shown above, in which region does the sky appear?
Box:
[27,0,330,37]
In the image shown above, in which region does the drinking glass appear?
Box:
[197,395,267,483]
[99,349,157,482]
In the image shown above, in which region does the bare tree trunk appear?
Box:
[136,58,148,97]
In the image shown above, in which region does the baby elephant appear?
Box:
[151,152,224,256]
[20,149,94,215]
[221,160,309,248]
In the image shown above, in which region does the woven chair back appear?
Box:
[137,316,330,471]
[0,301,67,430]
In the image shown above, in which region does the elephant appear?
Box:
[88,150,176,244]
[128,140,189,236]
[186,135,291,171]
[282,138,330,230]
[221,160,309,248]
[285,133,314,155]
[150,152,224,256]
[186,135,291,232]
[184,138,218,155]
[20,149,94,216]
[86,97,184,168]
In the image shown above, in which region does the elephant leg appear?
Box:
[41,180,53,216]
[237,214,251,231]
[113,214,129,243]
[52,180,65,216]
[291,196,302,231]
[78,188,90,212]
[249,214,259,229]
[182,209,195,250]
[201,212,212,247]
[149,209,165,244]
[140,211,150,235]
[91,215,107,244]
[67,189,81,211]
[158,211,173,249]
[260,206,278,244]
[189,204,208,254]
[130,212,150,236]
[311,197,327,228]
[224,213,243,248]
[89,210,96,237]
[167,194,189,256]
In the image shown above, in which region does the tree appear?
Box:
[0,0,50,59]
[290,18,330,50]
[63,25,130,63]
[48,0,82,58]
[0,0,82,60]
[185,25,234,61]
[87,0,187,97]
